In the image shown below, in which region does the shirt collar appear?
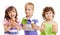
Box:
[24,16,34,21]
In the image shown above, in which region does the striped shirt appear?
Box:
[4,19,20,35]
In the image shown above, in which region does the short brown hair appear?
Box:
[42,7,55,19]
[25,2,34,10]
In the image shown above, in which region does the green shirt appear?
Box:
[40,21,56,35]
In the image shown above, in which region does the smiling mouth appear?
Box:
[11,15,15,17]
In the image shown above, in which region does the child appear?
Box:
[4,6,21,35]
[40,7,58,35]
[21,2,39,35]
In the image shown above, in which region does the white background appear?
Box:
[0,0,60,35]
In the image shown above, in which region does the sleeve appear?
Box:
[32,19,38,24]
[3,19,8,25]
[16,19,21,26]
[32,19,40,26]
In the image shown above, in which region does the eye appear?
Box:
[50,12,52,14]
[25,9,27,11]
[8,11,11,13]
[28,9,31,11]
[13,11,16,13]
[46,12,48,15]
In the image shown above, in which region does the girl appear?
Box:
[40,7,58,35]
[4,6,21,35]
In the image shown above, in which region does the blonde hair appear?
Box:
[25,2,34,10]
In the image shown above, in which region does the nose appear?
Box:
[26,10,29,13]
[48,14,51,17]
[11,12,14,15]
[26,10,28,12]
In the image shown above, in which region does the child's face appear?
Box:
[8,9,16,19]
[45,11,54,20]
[25,5,34,17]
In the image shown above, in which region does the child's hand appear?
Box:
[31,23,39,30]
[4,24,12,32]
[52,22,58,33]
[7,26,12,31]
[22,24,27,30]
[40,23,45,32]
[10,19,16,27]
[31,21,37,30]
[15,25,21,31]
[11,22,16,27]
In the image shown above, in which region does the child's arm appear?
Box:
[4,24,11,32]
[52,22,58,33]
[21,18,27,30]
[31,22,45,31]
[31,23,39,30]
[4,19,12,32]
[15,25,21,31]
[31,20,40,30]
[4,24,8,32]
[22,24,27,30]
[11,21,21,31]
[40,23,45,32]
